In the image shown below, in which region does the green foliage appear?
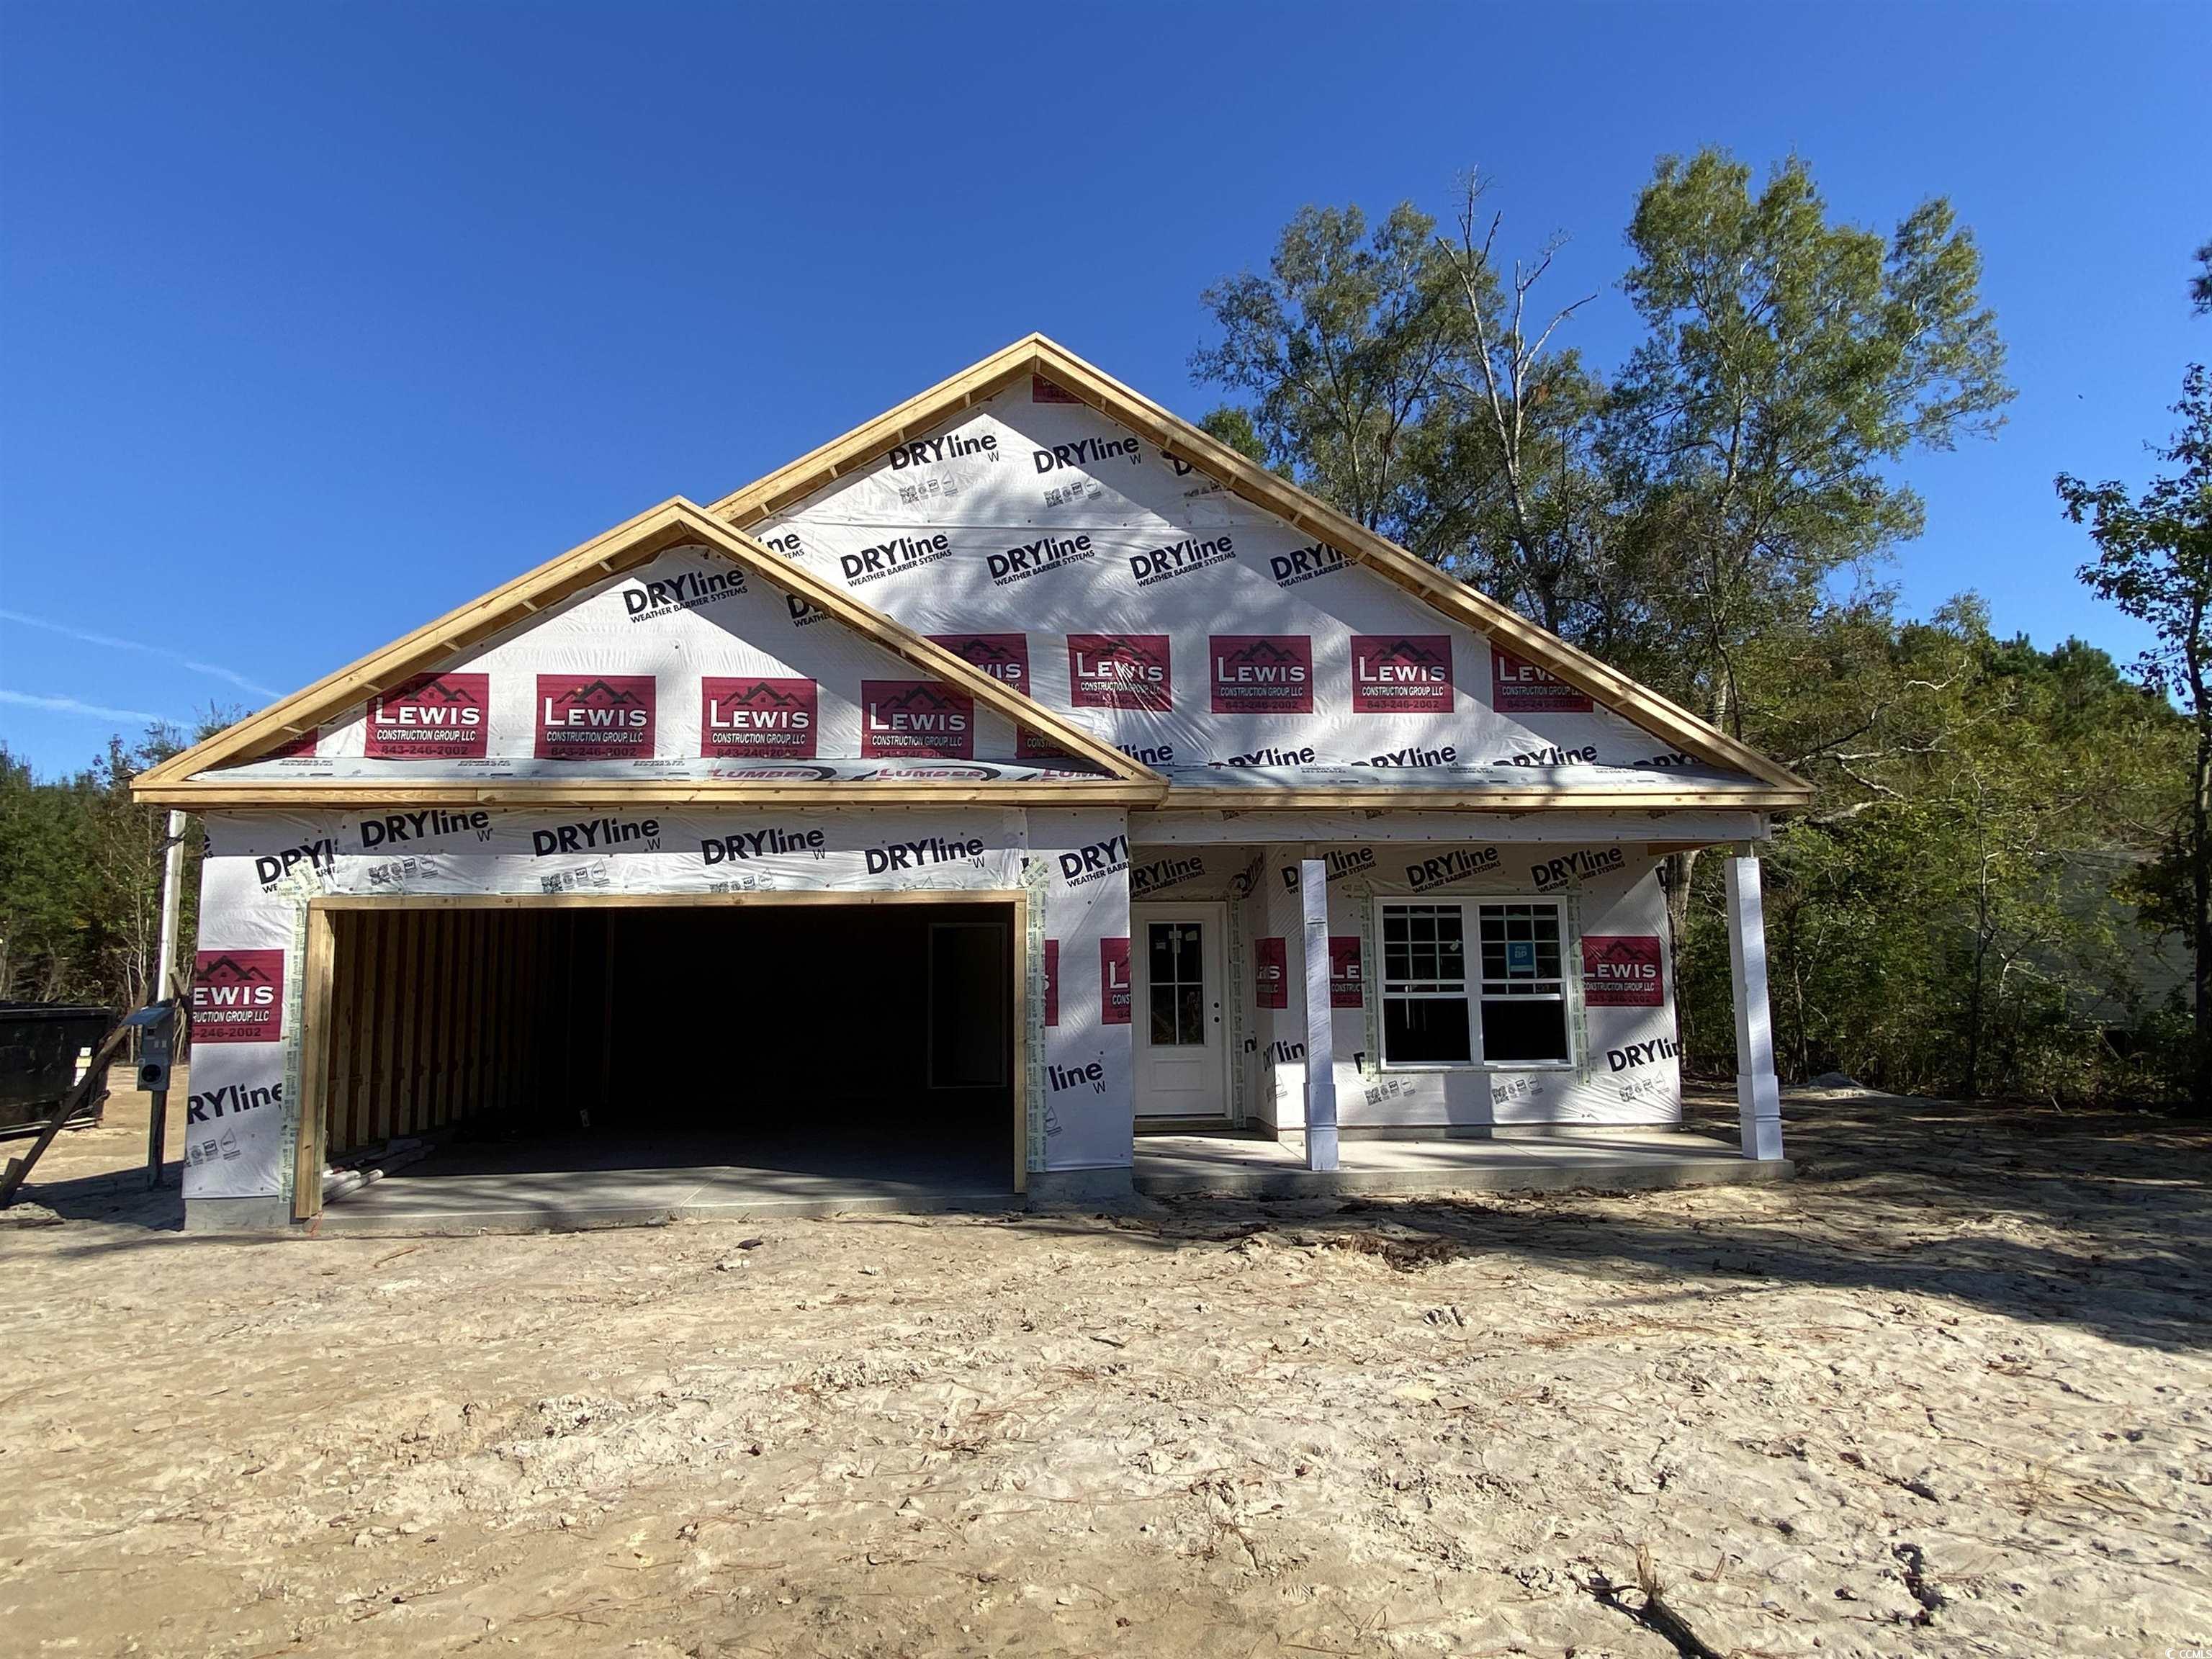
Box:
[2058,363,2212,1107]
[1606,151,2013,729]
[0,724,212,1013]
[1190,202,1477,544]
[1679,616,2190,1102]
[1199,405,1269,468]
[1196,148,2194,1106]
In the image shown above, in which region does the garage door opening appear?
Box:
[302,895,1025,1230]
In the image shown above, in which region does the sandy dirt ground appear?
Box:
[2,1080,2208,1658]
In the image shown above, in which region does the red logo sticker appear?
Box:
[1329,937,1364,1008]
[1491,647,1591,714]
[860,680,974,759]
[535,674,655,760]
[366,673,489,759]
[700,678,816,759]
[1100,938,1131,1025]
[1255,937,1288,1010]
[1042,939,1059,1027]
[1068,634,1172,711]
[930,633,1030,695]
[1210,635,1313,715]
[1352,635,1453,713]
[1581,935,1665,1006]
[191,949,284,1043]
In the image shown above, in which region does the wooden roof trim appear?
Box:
[132,496,1161,795]
[130,778,1168,809]
[1159,785,1807,811]
[706,336,1045,523]
[706,333,1809,804]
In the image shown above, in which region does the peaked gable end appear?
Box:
[134,500,1161,806]
[715,341,1807,806]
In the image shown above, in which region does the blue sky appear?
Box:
[2,1,2206,775]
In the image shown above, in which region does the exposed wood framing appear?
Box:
[1159,785,1804,811]
[292,907,337,1221]
[143,779,1166,809]
[295,890,1034,1202]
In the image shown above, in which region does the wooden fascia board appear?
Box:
[1023,341,1809,797]
[132,779,1167,809]
[678,507,1158,785]
[706,337,1043,523]
[133,500,704,788]
[703,333,1805,801]
[132,491,1159,799]
[1158,786,1810,811]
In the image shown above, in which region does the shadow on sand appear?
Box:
[1020,1089,2212,1355]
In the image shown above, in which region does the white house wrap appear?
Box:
[139,335,1806,1229]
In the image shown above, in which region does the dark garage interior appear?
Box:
[312,899,1018,1226]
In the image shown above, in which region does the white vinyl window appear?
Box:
[1377,899,1573,1069]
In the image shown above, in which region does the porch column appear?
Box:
[1723,847,1785,1161]
[1299,858,1339,1172]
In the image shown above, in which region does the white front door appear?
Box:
[1132,902,1228,1120]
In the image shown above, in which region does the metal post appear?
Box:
[1725,848,1785,1161]
[148,809,186,1187]
[1299,858,1339,1172]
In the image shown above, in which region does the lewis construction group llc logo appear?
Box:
[190,950,284,1043]
[700,677,816,758]
[366,673,488,759]
[536,674,657,760]
[860,680,974,759]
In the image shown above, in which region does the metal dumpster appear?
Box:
[1,1004,119,1137]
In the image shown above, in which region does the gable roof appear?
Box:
[709,333,1810,809]
[131,498,1164,807]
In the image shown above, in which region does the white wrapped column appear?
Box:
[1300,858,1339,1171]
[1724,849,1785,1161]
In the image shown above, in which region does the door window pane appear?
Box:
[1146,920,1208,1048]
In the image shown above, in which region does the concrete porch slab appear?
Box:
[1133,1126,1791,1198]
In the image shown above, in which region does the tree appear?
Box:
[2060,364,2212,1110]
[1429,172,1621,639]
[1597,151,2014,1006]
[1604,150,2014,737]
[1191,202,1478,557]
[2193,238,2211,315]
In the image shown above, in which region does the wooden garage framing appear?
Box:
[292,889,1033,1223]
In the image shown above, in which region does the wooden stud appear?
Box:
[328,913,362,1153]
[371,902,403,1143]
[135,779,1167,809]
[292,906,336,1222]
